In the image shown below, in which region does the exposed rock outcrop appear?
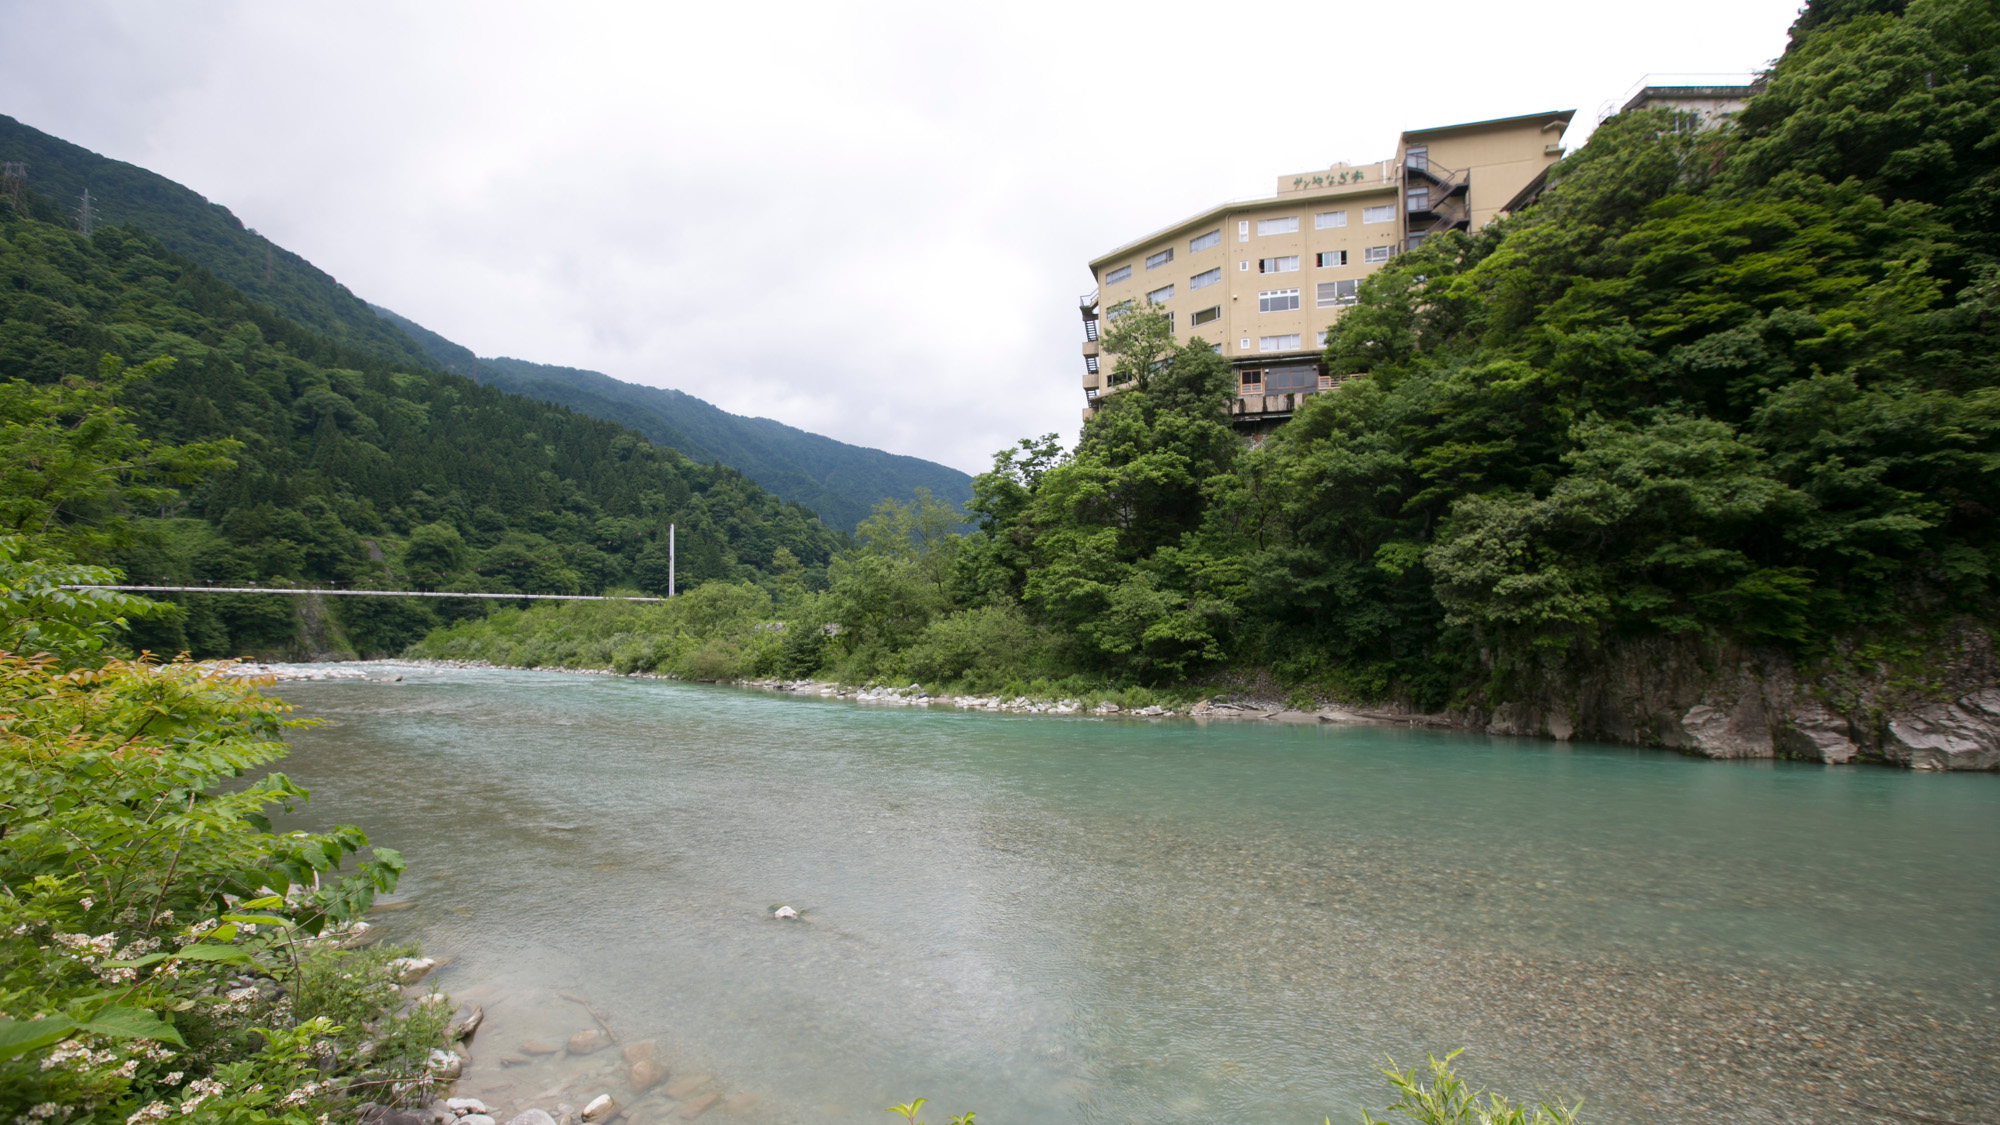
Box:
[1462,618,1998,770]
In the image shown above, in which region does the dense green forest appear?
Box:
[428,0,2000,709]
[0,114,973,533]
[372,307,974,531]
[0,190,843,657]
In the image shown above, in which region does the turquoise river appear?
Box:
[268,666,2000,1125]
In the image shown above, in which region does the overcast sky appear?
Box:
[2,0,1803,474]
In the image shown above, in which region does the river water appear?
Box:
[268,666,2000,1125]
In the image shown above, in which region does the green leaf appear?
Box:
[0,1017,77,1061]
[76,1005,186,1047]
[221,913,291,928]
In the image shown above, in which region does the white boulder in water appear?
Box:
[772,905,798,920]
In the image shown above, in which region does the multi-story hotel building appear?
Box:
[1078,109,1575,430]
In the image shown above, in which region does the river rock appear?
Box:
[446,1100,493,1116]
[1883,688,2000,770]
[505,1114,556,1125]
[619,1040,657,1066]
[1661,695,1773,758]
[1773,702,1858,763]
[772,906,798,920]
[674,1095,716,1120]
[662,1074,711,1099]
[427,1049,463,1080]
[390,956,439,984]
[567,1028,610,1055]
[720,1093,758,1113]
[582,1095,617,1121]
[458,1116,495,1125]
[450,1004,485,1042]
[519,1039,560,1056]
[627,1059,667,1092]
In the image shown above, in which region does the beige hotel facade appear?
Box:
[1079,109,1574,430]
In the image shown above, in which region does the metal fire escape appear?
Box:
[1402,159,1470,251]
[1079,291,1101,400]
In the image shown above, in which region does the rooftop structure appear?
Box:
[1610,73,1766,127]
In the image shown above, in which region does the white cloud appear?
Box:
[1,0,1802,472]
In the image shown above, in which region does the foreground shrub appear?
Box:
[0,539,438,1124]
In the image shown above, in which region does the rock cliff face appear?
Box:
[1458,619,2000,770]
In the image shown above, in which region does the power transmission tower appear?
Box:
[74,187,97,236]
[0,163,24,211]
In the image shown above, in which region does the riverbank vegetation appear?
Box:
[0,535,453,1123]
[412,0,2000,712]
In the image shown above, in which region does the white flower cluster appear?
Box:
[39,1039,115,1073]
[49,932,118,963]
[16,1101,69,1124]
[129,1041,177,1063]
[277,1079,329,1108]
[176,919,218,948]
[216,986,261,1015]
[125,1103,170,1125]
[177,1077,226,1116]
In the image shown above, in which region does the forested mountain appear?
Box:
[0,114,435,369]
[369,306,972,530]
[0,190,843,657]
[0,114,971,530]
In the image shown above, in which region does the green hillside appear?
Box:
[0,114,435,369]
[0,114,973,531]
[0,192,842,657]
[370,306,973,530]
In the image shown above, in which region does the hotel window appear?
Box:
[1165,311,1175,332]
[1406,188,1429,212]
[1106,299,1134,319]
[1145,247,1174,269]
[1257,216,1299,236]
[1362,205,1396,224]
[1405,146,1429,172]
[1240,370,1262,392]
[1240,337,1251,349]
[1317,279,1359,307]
[1264,364,1317,390]
[1258,256,1299,274]
[1258,289,1300,313]
[1259,334,1302,352]
[1238,220,1249,241]
[1238,261,1249,271]
[1104,265,1131,284]
[1363,245,1391,263]
[1314,210,1347,229]
[1316,250,1347,268]
[1190,229,1221,253]
[1190,267,1222,290]
[1147,284,1174,303]
[1315,330,1329,347]
[1191,305,1221,326]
